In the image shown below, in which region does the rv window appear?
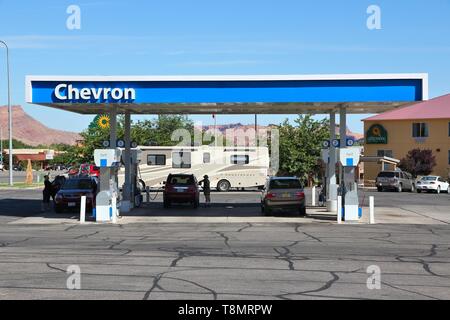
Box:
[147,154,166,166]
[172,151,191,168]
[203,152,211,164]
[230,155,249,165]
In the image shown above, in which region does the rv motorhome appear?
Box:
[118,145,270,192]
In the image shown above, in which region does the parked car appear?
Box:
[54,177,98,213]
[376,170,415,192]
[416,176,450,194]
[0,163,4,171]
[79,163,100,177]
[12,165,24,171]
[261,177,306,216]
[67,166,79,176]
[163,174,200,208]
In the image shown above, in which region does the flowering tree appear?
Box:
[399,149,436,177]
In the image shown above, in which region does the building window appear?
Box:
[230,155,249,165]
[448,122,450,137]
[203,152,211,164]
[377,150,393,158]
[412,123,429,138]
[147,154,165,166]
[448,150,450,165]
[172,151,191,168]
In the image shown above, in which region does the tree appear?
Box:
[49,144,82,166]
[399,149,436,177]
[277,115,329,184]
[61,115,196,164]
[131,115,194,146]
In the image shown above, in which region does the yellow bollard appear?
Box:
[25,159,33,185]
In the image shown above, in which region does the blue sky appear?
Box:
[0,0,449,134]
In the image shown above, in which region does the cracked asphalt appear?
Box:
[1,222,450,300]
[1,189,450,300]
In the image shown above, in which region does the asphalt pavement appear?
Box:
[1,220,450,299]
[0,170,66,184]
[1,188,450,299]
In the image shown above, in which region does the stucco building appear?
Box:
[363,94,450,183]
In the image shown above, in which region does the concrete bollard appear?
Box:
[80,196,86,224]
[111,197,117,224]
[337,195,342,224]
[369,196,375,224]
[311,186,316,207]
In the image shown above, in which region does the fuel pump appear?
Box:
[94,148,122,222]
[338,147,361,221]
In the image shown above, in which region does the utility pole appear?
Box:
[0,126,3,167]
[254,114,257,146]
[0,40,13,185]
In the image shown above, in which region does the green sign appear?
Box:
[366,124,388,144]
[89,114,110,130]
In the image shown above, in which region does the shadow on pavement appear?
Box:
[0,198,90,221]
[0,198,305,220]
[125,201,305,218]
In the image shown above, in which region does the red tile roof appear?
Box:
[15,154,46,161]
[363,94,450,121]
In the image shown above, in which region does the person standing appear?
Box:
[42,175,52,211]
[199,175,211,207]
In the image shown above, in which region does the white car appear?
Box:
[416,176,450,194]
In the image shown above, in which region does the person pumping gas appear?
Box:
[198,175,211,207]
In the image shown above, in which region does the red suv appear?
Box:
[163,174,200,209]
[54,177,98,213]
[79,164,100,177]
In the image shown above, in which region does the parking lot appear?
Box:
[1,188,450,299]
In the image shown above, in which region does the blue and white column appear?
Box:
[326,111,338,212]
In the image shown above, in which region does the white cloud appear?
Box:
[0,34,158,49]
[176,59,271,67]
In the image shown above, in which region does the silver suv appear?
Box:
[376,170,415,192]
[261,177,306,216]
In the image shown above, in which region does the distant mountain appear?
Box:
[0,105,81,146]
[335,124,364,141]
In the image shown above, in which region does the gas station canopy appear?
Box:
[26,74,428,115]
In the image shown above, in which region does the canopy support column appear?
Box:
[339,106,347,152]
[326,112,338,212]
[109,106,117,147]
[121,112,132,212]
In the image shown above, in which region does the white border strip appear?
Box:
[26,73,428,82]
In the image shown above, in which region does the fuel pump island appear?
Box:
[93,148,121,222]
[93,148,142,223]
[321,139,362,222]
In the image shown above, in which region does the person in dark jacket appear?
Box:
[42,175,52,211]
[198,175,211,207]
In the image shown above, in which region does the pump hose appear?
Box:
[137,166,160,202]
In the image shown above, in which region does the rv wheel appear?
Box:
[217,179,231,192]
